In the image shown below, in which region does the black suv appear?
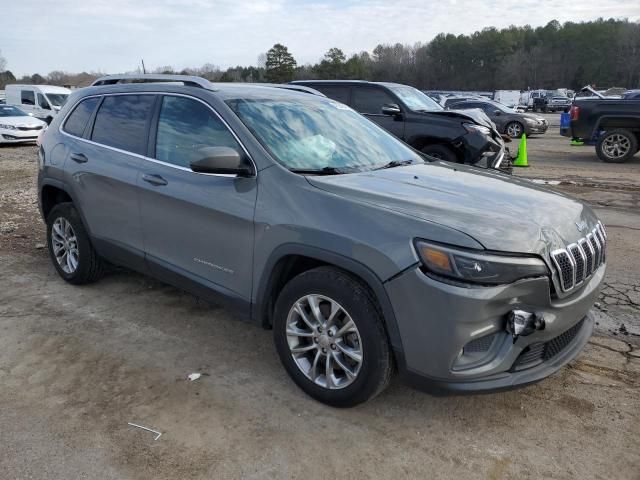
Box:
[292,81,506,169]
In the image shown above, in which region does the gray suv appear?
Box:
[37,74,606,406]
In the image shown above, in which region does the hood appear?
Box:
[0,116,47,127]
[307,162,598,258]
[521,112,546,122]
[429,108,494,129]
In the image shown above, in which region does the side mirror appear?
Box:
[381,103,401,116]
[493,110,501,115]
[189,147,253,176]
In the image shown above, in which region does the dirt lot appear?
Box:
[1,115,639,480]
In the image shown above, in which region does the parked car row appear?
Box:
[37,74,604,406]
[4,84,71,124]
[292,80,507,168]
[0,104,48,144]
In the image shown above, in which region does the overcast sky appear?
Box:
[2,0,639,76]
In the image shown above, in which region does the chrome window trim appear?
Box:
[58,91,257,178]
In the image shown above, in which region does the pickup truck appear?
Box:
[563,97,640,163]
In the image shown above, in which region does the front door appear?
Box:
[137,94,257,302]
[351,86,405,139]
[36,93,53,120]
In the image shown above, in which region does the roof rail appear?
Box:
[91,74,216,90]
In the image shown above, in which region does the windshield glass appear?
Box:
[226,97,422,171]
[45,93,69,107]
[388,86,443,112]
[0,105,28,117]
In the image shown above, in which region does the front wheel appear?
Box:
[505,121,524,138]
[273,267,393,407]
[421,144,458,162]
[596,129,638,163]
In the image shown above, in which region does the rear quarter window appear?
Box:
[91,95,156,155]
[63,97,100,137]
[312,86,350,104]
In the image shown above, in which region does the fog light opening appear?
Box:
[506,309,545,342]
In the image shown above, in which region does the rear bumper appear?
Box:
[385,264,604,394]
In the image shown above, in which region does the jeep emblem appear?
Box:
[575,220,587,232]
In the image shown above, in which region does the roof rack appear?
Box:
[91,74,215,90]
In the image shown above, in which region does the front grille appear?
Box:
[550,222,606,293]
[17,125,43,131]
[511,318,585,371]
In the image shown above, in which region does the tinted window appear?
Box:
[313,86,350,104]
[63,97,100,137]
[37,93,51,109]
[21,90,35,105]
[91,95,155,154]
[352,87,395,114]
[155,96,240,168]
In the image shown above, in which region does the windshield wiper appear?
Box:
[289,166,348,175]
[372,159,416,170]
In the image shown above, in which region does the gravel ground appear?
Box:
[1,119,639,479]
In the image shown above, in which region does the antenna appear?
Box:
[141,59,146,74]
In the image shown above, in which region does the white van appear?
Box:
[5,85,71,124]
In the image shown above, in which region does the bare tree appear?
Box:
[0,49,7,72]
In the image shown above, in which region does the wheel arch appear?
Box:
[254,244,405,353]
[39,180,92,236]
[591,116,640,140]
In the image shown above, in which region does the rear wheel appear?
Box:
[596,129,638,163]
[273,267,393,407]
[46,203,104,284]
[421,144,458,162]
[505,121,524,138]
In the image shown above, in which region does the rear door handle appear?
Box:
[70,153,88,163]
[142,173,168,186]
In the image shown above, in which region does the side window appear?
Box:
[352,87,396,114]
[155,96,240,168]
[91,95,156,155]
[21,90,35,105]
[313,86,350,104]
[63,97,100,137]
[37,93,51,110]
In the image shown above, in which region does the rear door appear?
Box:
[62,93,156,269]
[309,85,351,105]
[137,94,257,303]
[351,86,405,139]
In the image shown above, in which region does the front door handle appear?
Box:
[142,173,168,186]
[70,153,88,163]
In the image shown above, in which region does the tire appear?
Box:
[596,129,638,163]
[273,266,393,407]
[505,121,525,138]
[421,144,458,162]
[46,203,104,284]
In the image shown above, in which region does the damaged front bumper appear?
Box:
[385,263,604,394]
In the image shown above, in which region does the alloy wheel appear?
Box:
[602,134,631,160]
[285,294,363,390]
[507,123,523,137]
[51,217,79,274]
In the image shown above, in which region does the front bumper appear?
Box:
[460,128,506,170]
[0,129,42,144]
[385,263,604,393]
[525,121,548,135]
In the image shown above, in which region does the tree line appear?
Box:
[1,18,639,91]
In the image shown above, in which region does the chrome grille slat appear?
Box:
[550,224,606,293]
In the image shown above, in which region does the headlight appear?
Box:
[462,122,492,135]
[0,124,17,130]
[414,240,549,285]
